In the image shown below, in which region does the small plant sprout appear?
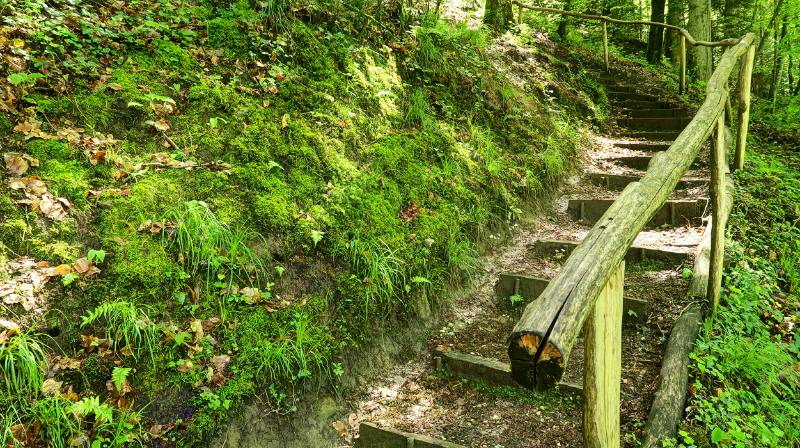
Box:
[87,248,106,264]
[509,294,525,306]
[111,367,132,393]
[310,230,324,247]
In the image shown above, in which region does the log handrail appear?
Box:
[508,31,756,392]
[511,1,741,48]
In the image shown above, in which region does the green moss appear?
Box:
[26,140,74,160]
[39,159,91,209]
[0,114,12,133]
[206,17,250,56]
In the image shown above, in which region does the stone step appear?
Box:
[603,155,702,171]
[432,349,583,395]
[494,273,652,324]
[618,117,690,131]
[567,198,707,226]
[610,91,660,102]
[358,422,465,448]
[528,238,691,265]
[587,172,707,191]
[625,108,689,118]
[624,130,682,140]
[613,141,673,151]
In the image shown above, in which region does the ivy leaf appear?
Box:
[711,427,726,443]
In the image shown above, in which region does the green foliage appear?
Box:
[111,367,131,393]
[680,140,800,447]
[0,331,46,399]
[163,200,267,287]
[80,300,159,361]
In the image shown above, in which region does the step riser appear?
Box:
[605,156,702,171]
[624,130,682,140]
[567,199,707,227]
[626,108,689,119]
[619,117,690,131]
[528,239,690,265]
[358,423,465,448]
[611,91,660,102]
[588,173,707,191]
[619,100,677,110]
[613,142,673,151]
[494,274,652,324]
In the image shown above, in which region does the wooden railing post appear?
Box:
[708,114,727,311]
[517,4,523,24]
[602,20,610,72]
[734,44,755,171]
[679,34,687,94]
[583,261,624,448]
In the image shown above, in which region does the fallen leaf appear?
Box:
[42,378,63,397]
[332,420,347,438]
[209,354,231,373]
[4,153,33,176]
[106,83,124,91]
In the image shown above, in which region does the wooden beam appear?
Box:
[679,34,687,94]
[708,114,727,311]
[507,33,755,390]
[640,303,702,447]
[602,20,610,72]
[511,1,741,47]
[583,261,623,448]
[734,44,755,171]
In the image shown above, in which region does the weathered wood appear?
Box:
[734,44,755,171]
[619,117,691,131]
[679,34,687,94]
[583,261,623,448]
[432,349,583,395]
[687,176,734,299]
[602,20,609,72]
[358,422,465,448]
[613,142,673,151]
[707,114,726,311]
[508,34,754,390]
[640,303,702,448]
[511,2,741,47]
[611,91,660,102]
[494,273,652,324]
[625,108,689,118]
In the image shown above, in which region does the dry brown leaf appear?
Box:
[106,83,124,91]
[42,378,63,397]
[209,354,231,373]
[4,153,31,176]
[332,420,347,438]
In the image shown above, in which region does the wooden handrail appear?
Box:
[507,33,755,391]
[511,1,741,48]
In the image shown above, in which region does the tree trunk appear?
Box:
[755,0,784,59]
[687,0,712,80]
[647,0,668,63]
[664,0,685,63]
[557,0,574,40]
[484,0,513,31]
[768,16,787,106]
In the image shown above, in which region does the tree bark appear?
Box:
[687,0,712,80]
[557,0,574,40]
[665,0,685,63]
[768,16,787,108]
[484,0,514,31]
[647,0,668,63]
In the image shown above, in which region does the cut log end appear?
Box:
[507,333,565,390]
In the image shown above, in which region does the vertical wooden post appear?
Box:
[602,20,610,72]
[517,4,522,24]
[708,114,726,311]
[734,44,755,171]
[679,34,687,94]
[583,261,624,448]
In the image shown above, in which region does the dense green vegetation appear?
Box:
[672,139,800,447]
[0,0,608,444]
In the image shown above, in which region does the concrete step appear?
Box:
[528,238,691,265]
[432,349,583,395]
[618,117,690,131]
[358,422,465,448]
[624,130,682,140]
[494,273,652,324]
[613,141,673,151]
[625,108,689,118]
[618,99,677,110]
[567,198,707,226]
[603,155,702,171]
[587,172,707,191]
[610,91,660,102]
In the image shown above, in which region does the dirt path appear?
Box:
[346,68,709,447]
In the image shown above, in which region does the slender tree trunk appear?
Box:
[769,16,788,110]
[647,0,667,63]
[557,0,574,40]
[484,0,513,31]
[788,56,794,94]
[664,0,685,63]
[687,0,712,80]
[756,0,784,59]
